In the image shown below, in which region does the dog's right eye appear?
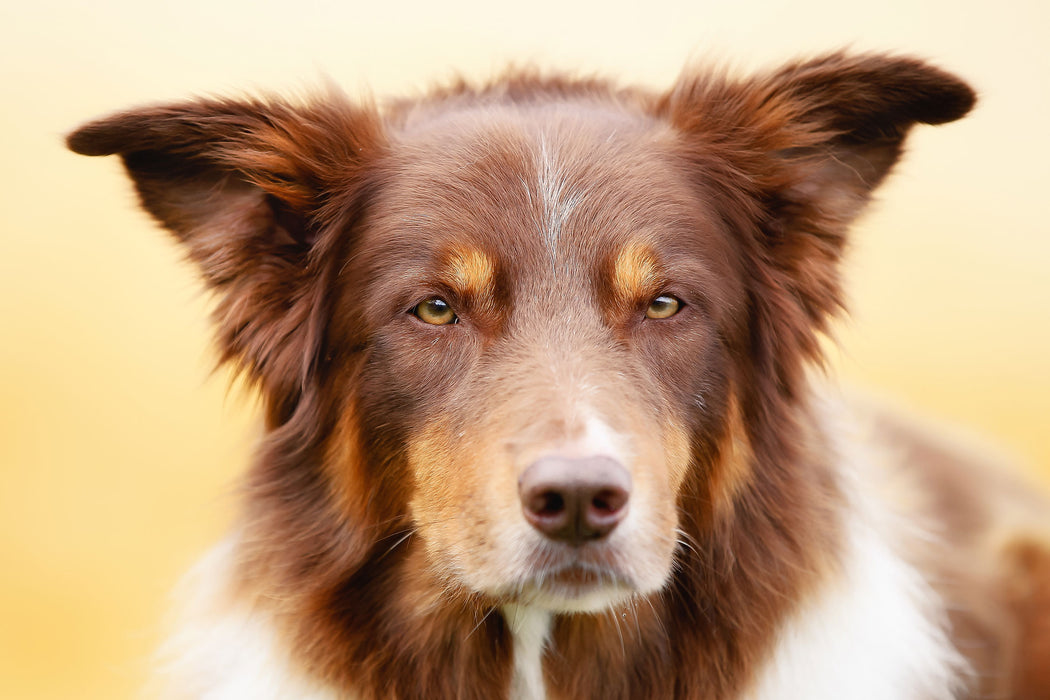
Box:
[413,297,458,325]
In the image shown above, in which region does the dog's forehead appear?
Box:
[371,100,711,269]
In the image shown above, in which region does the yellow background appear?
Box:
[1,0,1048,697]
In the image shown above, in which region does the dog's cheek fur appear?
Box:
[238,378,518,699]
[406,419,505,588]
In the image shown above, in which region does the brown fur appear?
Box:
[68,51,1050,699]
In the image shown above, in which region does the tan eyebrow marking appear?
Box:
[612,241,661,302]
[445,246,496,297]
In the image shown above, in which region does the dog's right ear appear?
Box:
[68,95,384,402]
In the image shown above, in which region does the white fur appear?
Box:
[744,518,964,700]
[151,537,341,700]
[577,414,631,462]
[503,604,552,700]
[535,135,584,258]
[744,396,967,700]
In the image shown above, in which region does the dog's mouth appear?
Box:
[548,563,604,587]
[511,554,636,612]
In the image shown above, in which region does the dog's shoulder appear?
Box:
[150,536,344,700]
[741,389,968,699]
[814,390,1050,698]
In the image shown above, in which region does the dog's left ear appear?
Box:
[663,51,975,229]
[660,53,975,392]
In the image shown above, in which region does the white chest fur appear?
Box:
[744,400,966,700]
[503,604,553,700]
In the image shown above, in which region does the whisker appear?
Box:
[467,606,497,639]
[378,529,414,559]
[641,594,669,642]
[674,527,701,556]
[627,594,642,639]
[608,604,627,658]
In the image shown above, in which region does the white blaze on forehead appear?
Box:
[533,134,584,260]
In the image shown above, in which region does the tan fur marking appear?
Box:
[612,241,661,303]
[405,419,494,572]
[323,397,371,523]
[1003,537,1050,695]
[445,247,495,297]
[663,419,693,493]
[712,392,754,520]
[406,420,457,505]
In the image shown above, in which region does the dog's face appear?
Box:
[344,103,743,610]
[68,54,974,615]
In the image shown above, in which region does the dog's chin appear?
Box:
[518,579,633,613]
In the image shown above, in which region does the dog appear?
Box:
[68,51,1050,699]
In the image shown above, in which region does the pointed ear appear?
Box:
[660,53,975,396]
[68,94,383,408]
[664,52,975,226]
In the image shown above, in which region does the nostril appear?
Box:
[591,487,627,515]
[521,484,573,541]
[529,490,565,517]
[581,483,629,539]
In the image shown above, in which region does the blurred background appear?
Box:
[1,0,1047,697]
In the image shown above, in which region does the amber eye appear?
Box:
[413,297,458,325]
[645,295,681,320]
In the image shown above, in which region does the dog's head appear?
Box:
[69,54,973,614]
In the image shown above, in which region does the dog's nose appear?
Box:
[518,456,631,545]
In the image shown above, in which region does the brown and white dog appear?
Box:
[69,52,1050,699]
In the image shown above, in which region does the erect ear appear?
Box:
[664,51,975,227]
[659,52,975,395]
[68,94,383,412]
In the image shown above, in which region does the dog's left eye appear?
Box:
[413,297,458,325]
[645,295,682,320]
